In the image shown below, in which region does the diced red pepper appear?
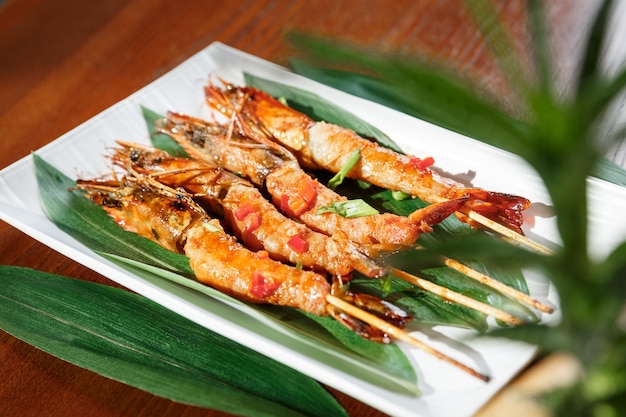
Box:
[299,178,318,206]
[287,232,309,254]
[289,197,310,216]
[409,156,435,171]
[250,270,281,299]
[280,194,291,213]
[245,212,261,233]
[234,202,261,234]
[235,202,256,221]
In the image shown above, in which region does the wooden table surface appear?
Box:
[0,1,605,416]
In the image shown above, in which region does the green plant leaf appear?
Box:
[34,153,194,276]
[141,106,188,157]
[527,0,553,95]
[575,0,616,98]
[34,153,420,394]
[0,265,347,417]
[288,35,626,187]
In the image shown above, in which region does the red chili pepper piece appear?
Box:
[409,156,435,171]
[287,233,309,254]
[250,270,281,299]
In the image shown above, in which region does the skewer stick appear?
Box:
[467,211,554,256]
[390,267,525,326]
[439,256,554,313]
[326,294,490,382]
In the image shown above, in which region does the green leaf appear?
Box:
[244,73,405,153]
[575,0,616,98]
[34,153,420,394]
[0,266,347,417]
[141,106,188,157]
[464,0,529,95]
[288,35,626,187]
[34,153,194,276]
[527,0,553,95]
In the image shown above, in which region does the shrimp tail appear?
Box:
[407,195,471,232]
[327,280,412,343]
[453,189,530,235]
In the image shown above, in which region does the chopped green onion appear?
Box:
[278,97,289,106]
[391,190,412,201]
[328,148,361,189]
[202,221,222,233]
[380,274,394,296]
[357,180,372,190]
[316,199,379,218]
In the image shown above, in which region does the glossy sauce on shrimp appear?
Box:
[77,175,411,342]
[77,177,330,315]
[206,83,531,234]
[157,113,464,252]
[112,142,383,278]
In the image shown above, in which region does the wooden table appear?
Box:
[0,1,605,416]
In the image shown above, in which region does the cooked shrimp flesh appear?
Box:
[111,142,383,278]
[76,175,411,341]
[77,176,330,315]
[156,112,466,252]
[205,83,530,234]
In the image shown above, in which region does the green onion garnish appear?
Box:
[316,199,379,218]
[328,148,361,189]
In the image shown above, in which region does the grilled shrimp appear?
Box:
[76,174,411,342]
[205,83,531,234]
[77,175,330,315]
[110,142,383,278]
[156,112,466,252]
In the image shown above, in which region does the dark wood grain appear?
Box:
[0,0,597,416]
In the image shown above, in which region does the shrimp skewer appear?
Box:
[77,171,490,380]
[76,174,407,338]
[155,113,553,314]
[110,142,384,279]
[204,83,532,238]
[156,112,465,253]
[77,175,330,316]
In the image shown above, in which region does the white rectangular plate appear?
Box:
[2,42,626,417]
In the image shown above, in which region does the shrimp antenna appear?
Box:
[326,294,490,382]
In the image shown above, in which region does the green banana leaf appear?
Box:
[33,153,419,395]
[0,265,347,417]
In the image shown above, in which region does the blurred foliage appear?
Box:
[288,0,626,415]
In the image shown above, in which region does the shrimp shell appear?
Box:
[77,176,331,315]
[156,113,465,251]
[206,83,531,234]
[111,142,384,278]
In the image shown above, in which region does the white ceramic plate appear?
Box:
[2,42,626,417]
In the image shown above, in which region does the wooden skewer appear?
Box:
[467,211,554,256]
[390,267,525,326]
[439,256,554,313]
[326,294,490,382]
